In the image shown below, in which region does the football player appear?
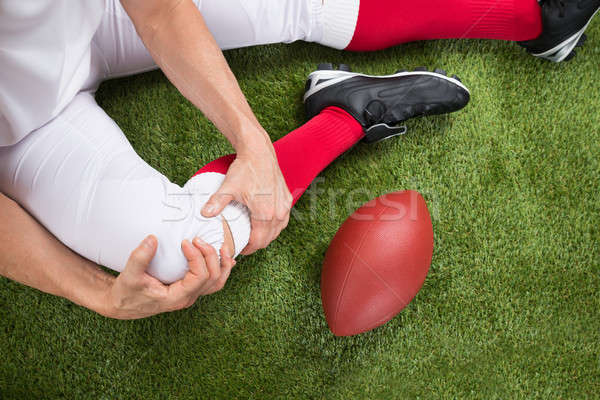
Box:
[0,0,597,317]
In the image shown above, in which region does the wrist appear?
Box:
[87,270,118,318]
[232,126,274,156]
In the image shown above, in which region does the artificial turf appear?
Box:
[1,28,599,399]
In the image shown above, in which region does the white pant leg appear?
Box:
[90,0,325,81]
[0,93,250,284]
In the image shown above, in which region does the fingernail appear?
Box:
[204,204,215,215]
[143,236,155,248]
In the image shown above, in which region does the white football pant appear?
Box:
[0,0,360,283]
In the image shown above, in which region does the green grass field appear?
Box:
[1,29,600,399]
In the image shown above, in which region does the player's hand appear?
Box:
[201,149,292,255]
[103,235,236,320]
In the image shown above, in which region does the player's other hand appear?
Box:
[201,148,292,255]
[103,235,235,320]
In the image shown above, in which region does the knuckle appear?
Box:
[210,267,221,282]
[215,279,227,292]
[212,283,225,293]
[255,231,269,246]
[262,211,274,222]
[269,234,279,246]
[276,208,289,221]
[206,244,218,257]
[249,229,262,243]
[170,301,187,312]
[197,268,209,281]
[254,205,274,221]
[154,290,170,304]
[129,252,146,266]
[185,297,197,309]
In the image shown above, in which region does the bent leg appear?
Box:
[0,93,249,284]
[0,96,362,282]
[195,107,365,205]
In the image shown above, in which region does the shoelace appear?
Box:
[547,0,567,17]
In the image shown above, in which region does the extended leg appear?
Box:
[92,0,596,82]
[321,0,600,62]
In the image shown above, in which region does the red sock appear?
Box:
[346,0,543,51]
[194,107,364,206]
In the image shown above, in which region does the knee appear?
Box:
[144,216,225,284]
[146,236,190,284]
[142,192,228,284]
[147,218,230,284]
[133,172,251,284]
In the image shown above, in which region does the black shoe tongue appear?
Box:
[364,100,386,125]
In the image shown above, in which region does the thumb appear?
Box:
[124,235,158,276]
[201,186,235,218]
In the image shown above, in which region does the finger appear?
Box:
[164,241,210,309]
[275,200,292,222]
[263,199,290,250]
[262,220,285,255]
[219,246,236,274]
[192,238,221,290]
[204,257,235,295]
[179,239,210,289]
[201,187,235,218]
[241,219,270,255]
[220,246,237,265]
[204,248,236,295]
[181,239,208,278]
[254,210,286,253]
[278,212,290,233]
[284,213,290,229]
[268,228,282,251]
[269,227,284,248]
[123,235,158,277]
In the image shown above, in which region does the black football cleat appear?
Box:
[304,64,470,143]
[519,0,600,62]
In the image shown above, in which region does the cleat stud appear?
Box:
[414,66,428,72]
[451,74,461,82]
[434,68,447,76]
[576,34,587,48]
[338,64,352,72]
[317,63,334,71]
[395,69,408,74]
